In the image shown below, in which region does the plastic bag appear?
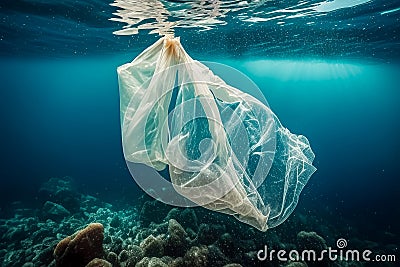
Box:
[117,37,316,231]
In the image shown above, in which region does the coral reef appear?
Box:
[0,177,397,267]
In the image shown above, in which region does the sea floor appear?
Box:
[0,177,397,267]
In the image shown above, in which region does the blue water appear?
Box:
[1,0,399,244]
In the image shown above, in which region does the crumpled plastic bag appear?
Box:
[117,36,316,231]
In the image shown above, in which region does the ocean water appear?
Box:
[0,0,399,266]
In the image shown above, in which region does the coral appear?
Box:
[164,208,181,222]
[183,246,209,267]
[186,227,197,240]
[135,257,169,267]
[168,219,186,240]
[118,249,129,262]
[110,215,122,228]
[4,225,29,241]
[180,209,198,231]
[207,245,230,267]
[136,257,150,267]
[168,257,185,267]
[128,245,145,265]
[39,177,75,193]
[139,200,171,227]
[197,223,225,245]
[241,251,259,267]
[106,252,118,267]
[284,262,308,267]
[118,245,144,267]
[296,231,327,252]
[296,231,330,267]
[148,257,168,267]
[160,256,173,265]
[38,177,80,213]
[109,236,123,253]
[33,245,56,264]
[164,219,189,257]
[53,223,104,267]
[85,258,112,267]
[217,233,235,257]
[42,201,70,222]
[140,234,165,258]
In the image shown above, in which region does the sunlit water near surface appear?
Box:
[1,0,399,59]
[0,0,399,259]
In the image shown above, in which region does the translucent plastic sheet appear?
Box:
[118,37,316,231]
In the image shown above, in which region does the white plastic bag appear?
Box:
[118,37,316,231]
